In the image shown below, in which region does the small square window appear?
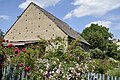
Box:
[53,34,54,36]
[37,35,40,38]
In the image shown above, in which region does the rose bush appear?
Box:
[1,37,119,79]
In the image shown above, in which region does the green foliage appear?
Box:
[1,37,91,80]
[89,59,119,74]
[106,42,119,59]
[1,37,120,79]
[90,48,106,59]
[81,24,113,51]
[81,23,120,61]
[107,68,120,77]
[0,29,4,38]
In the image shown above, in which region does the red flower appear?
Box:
[14,47,20,53]
[22,48,26,52]
[19,63,23,67]
[16,54,20,56]
[2,39,5,42]
[6,40,9,43]
[25,66,30,72]
[26,73,30,77]
[8,43,12,48]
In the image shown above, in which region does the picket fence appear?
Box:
[1,65,120,80]
[88,72,120,80]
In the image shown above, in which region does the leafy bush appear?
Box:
[90,48,106,59]
[0,37,91,80]
[0,37,120,79]
[107,68,120,77]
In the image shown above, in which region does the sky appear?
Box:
[0,0,120,39]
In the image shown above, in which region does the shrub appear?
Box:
[90,48,106,59]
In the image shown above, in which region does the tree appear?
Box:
[81,24,113,51]
[0,29,4,38]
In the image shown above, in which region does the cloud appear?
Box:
[0,15,9,20]
[102,15,120,21]
[64,0,120,19]
[19,0,61,9]
[85,20,120,31]
[85,21,111,28]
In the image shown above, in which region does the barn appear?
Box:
[4,2,90,51]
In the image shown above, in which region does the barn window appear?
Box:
[46,30,48,32]
[38,26,40,28]
[31,32,33,33]
[25,27,27,29]
[26,20,27,21]
[39,18,40,20]
[19,33,21,34]
[11,32,12,33]
[39,13,41,14]
[26,15,27,16]
[37,35,40,38]
[49,24,51,26]
[53,34,54,36]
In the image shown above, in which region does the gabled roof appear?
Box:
[31,3,90,45]
[5,2,90,45]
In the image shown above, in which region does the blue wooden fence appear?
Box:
[88,72,120,80]
[1,65,120,80]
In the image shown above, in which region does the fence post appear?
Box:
[88,72,90,80]
[107,75,110,80]
[115,76,117,80]
[94,73,98,80]
[111,76,113,80]
[99,74,101,80]
[103,74,105,80]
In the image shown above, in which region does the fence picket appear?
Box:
[2,67,120,80]
[107,75,110,80]
[102,74,105,80]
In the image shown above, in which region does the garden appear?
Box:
[0,37,120,80]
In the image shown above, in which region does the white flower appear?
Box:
[56,69,60,74]
[53,61,56,64]
[52,71,54,74]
